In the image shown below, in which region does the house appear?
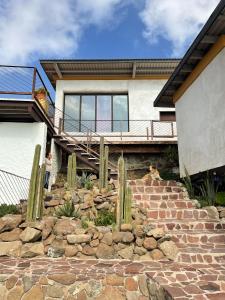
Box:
[154,1,225,178]
[40,59,179,177]
[0,59,179,203]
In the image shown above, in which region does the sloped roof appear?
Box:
[154,1,225,107]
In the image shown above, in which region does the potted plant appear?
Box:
[34,87,49,112]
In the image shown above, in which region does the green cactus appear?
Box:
[104,146,109,189]
[116,156,133,229]
[35,163,46,219]
[99,137,105,190]
[67,153,77,189]
[26,144,41,222]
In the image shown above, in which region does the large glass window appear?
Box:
[64,94,128,132]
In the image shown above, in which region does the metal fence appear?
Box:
[0,65,55,120]
[0,169,29,205]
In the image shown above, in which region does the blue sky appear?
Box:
[0,0,220,92]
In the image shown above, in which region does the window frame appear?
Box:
[63,93,129,132]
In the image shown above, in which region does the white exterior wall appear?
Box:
[54,79,176,141]
[176,47,225,176]
[50,140,62,187]
[0,122,47,204]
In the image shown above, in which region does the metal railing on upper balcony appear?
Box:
[0,65,55,120]
[59,118,177,141]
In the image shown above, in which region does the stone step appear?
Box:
[133,192,186,201]
[135,199,196,210]
[128,179,180,188]
[176,250,225,264]
[171,231,225,245]
[149,220,225,231]
[147,208,212,220]
[130,185,184,194]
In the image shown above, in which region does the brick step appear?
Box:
[136,199,196,210]
[130,186,184,194]
[128,179,181,188]
[176,250,225,264]
[149,220,225,231]
[171,231,225,245]
[133,192,186,201]
[147,208,213,220]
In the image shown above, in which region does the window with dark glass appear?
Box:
[64,94,129,132]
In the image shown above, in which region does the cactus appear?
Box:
[67,153,77,189]
[26,144,41,221]
[99,137,105,190]
[104,146,109,189]
[35,163,46,219]
[116,156,133,229]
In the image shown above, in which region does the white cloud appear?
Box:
[0,0,126,64]
[140,0,220,57]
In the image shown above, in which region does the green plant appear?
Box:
[95,210,116,226]
[116,156,133,229]
[81,219,89,229]
[67,153,77,189]
[78,172,94,190]
[104,146,109,190]
[164,146,179,166]
[99,137,109,190]
[199,171,218,206]
[55,201,79,218]
[182,166,195,199]
[0,204,19,217]
[160,170,180,181]
[26,145,45,221]
[216,192,225,206]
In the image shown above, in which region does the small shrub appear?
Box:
[0,204,19,217]
[199,171,219,206]
[55,201,79,218]
[81,219,89,229]
[182,167,195,199]
[160,170,180,181]
[94,210,116,226]
[78,172,94,190]
[216,192,225,206]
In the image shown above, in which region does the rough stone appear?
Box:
[118,246,134,260]
[48,273,77,285]
[121,224,133,232]
[134,246,147,256]
[147,228,165,239]
[150,249,165,260]
[105,274,124,286]
[143,237,157,250]
[0,241,22,257]
[21,242,44,258]
[125,277,138,291]
[65,245,79,257]
[82,245,96,256]
[7,285,24,300]
[47,246,65,258]
[23,276,34,292]
[0,228,22,242]
[204,206,219,220]
[53,219,80,236]
[5,275,18,289]
[133,225,145,237]
[90,239,99,247]
[139,253,153,261]
[22,285,44,300]
[159,240,178,260]
[95,285,125,300]
[135,238,143,247]
[67,234,91,244]
[20,227,41,243]
[96,243,114,259]
[47,284,64,298]
[0,214,22,233]
[101,232,113,246]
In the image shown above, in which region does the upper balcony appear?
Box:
[0,65,55,134]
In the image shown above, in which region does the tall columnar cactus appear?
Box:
[26,145,46,221]
[99,137,105,190]
[67,153,77,189]
[116,156,132,229]
[104,146,109,189]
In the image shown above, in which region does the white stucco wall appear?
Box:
[0,122,47,178]
[54,79,176,141]
[176,47,225,176]
[50,140,62,187]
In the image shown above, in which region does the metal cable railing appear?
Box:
[0,169,29,204]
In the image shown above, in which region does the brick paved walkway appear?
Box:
[0,257,225,299]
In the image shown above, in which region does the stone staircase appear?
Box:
[129,179,225,265]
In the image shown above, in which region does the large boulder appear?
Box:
[96,243,114,259]
[0,241,22,257]
[67,234,91,244]
[0,215,22,233]
[53,219,80,236]
[0,228,22,242]
[150,249,165,260]
[159,241,178,260]
[20,227,41,243]
[101,232,113,246]
[21,242,44,258]
[204,206,219,220]
[118,246,133,260]
[112,232,134,243]
[143,237,157,250]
